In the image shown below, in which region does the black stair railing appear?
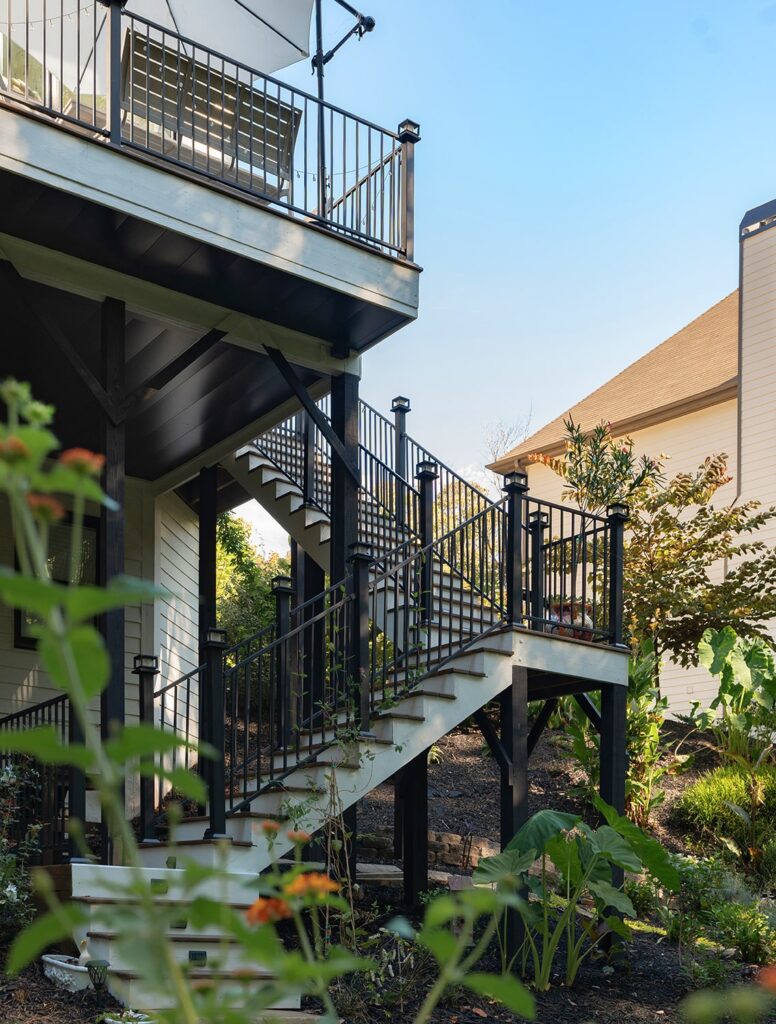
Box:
[0,694,73,863]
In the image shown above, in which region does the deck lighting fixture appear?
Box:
[607,502,629,520]
[132,654,159,674]
[86,959,110,992]
[416,459,438,479]
[271,576,295,595]
[503,470,528,492]
[391,396,411,413]
[205,627,228,647]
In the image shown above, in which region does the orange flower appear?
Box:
[283,872,340,898]
[0,436,30,463]
[286,829,311,845]
[261,820,281,835]
[26,494,65,523]
[758,965,776,993]
[245,896,292,925]
[59,448,106,476]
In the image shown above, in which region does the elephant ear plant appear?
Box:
[473,802,679,992]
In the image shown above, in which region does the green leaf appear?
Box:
[588,880,636,917]
[138,764,206,804]
[545,833,583,886]
[423,894,459,927]
[593,797,680,891]
[7,904,87,975]
[32,465,117,508]
[104,725,197,764]
[472,847,536,886]
[416,926,458,965]
[0,570,69,616]
[506,809,581,856]
[462,973,535,1019]
[588,826,642,872]
[39,624,108,700]
[698,627,738,676]
[65,577,166,623]
[0,726,94,770]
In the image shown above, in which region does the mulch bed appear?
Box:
[0,949,120,1024]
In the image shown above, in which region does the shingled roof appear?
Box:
[489,289,739,473]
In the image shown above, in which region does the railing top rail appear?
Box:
[0,693,68,728]
[122,10,402,141]
[368,496,508,590]
[224,622,275,658]
[226,584,354,675]
[154,664,205,699]
[359,443,421,496]
[526,496,610,525]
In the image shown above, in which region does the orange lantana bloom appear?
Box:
[283,872,340,898]
[286,829,312,845]
[261,820,281,835]
[0,436,31,463]
[758,964,776,993]
[245,897,292,925]
[59,448,106,476]
[26,494,65,522]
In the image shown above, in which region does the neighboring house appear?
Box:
[491,201,776,715]
[0,4,628,1009]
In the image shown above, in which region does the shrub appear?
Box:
[676,766,776,846]
[709,902,776,964]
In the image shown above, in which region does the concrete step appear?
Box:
[86,929,268,973]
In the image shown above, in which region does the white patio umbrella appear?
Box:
[123,0,315,74]
[2,0,313,99]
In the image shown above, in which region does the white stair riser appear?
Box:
[68,863,260,908]
[138,842,259,873]
[108,973,300,1012]
[87,934,272,974]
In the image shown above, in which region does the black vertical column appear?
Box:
[402,748,429,906]
[198,466,218,658]
[329,372,360,586]
[99,297,125,866]
[501,666,529,967]
[100,298,126,739]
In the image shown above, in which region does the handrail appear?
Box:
[0,693,68,729]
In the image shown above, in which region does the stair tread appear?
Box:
[88,930,240,945]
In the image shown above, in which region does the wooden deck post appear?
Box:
[501,666,529,966]
[99,297,125,864]
[198,466,218,661]
[330,371,360,587]
[401,747,429,906]
[134,654,160,843]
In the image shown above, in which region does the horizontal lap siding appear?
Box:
[155,492,200,725]
[0,481,154,724]
[740,228,776,670]
[524,400,738,716]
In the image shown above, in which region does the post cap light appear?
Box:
[391,395,411,413]
[529,509,549,526]
[348,541,373,562]
[271,575,294,595]
[132,654,159,675]
[398,119,421,144]
[416,459,438,479]
[503,470,528,492]
[607,502,630,520]
[205,626,228,647]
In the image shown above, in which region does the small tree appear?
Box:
[535,422,776,673]
[216,513,290,646]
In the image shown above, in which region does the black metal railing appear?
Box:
[0,2,418,258]
[224,579,353,811]
[0,694,71,863]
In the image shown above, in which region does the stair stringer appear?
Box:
[223,446,331,572]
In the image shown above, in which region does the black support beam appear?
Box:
[330,372,360,584]
[400,750,428,906]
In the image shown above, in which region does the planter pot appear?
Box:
[102,1014,155,1024]
[41,954,93,992]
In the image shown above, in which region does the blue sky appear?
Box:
[245,0,776,550]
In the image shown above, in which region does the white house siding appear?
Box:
[153,491,200,750]
[523,399,738,715]
[0,479,155,724]
[740,225,776,576]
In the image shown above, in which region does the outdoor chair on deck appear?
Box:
[120,32,302,201]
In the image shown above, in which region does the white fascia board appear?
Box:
[0,107,420,321]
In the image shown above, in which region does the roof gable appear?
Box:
[491,290,739,471]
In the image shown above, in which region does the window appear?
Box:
[14,516,99,649]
